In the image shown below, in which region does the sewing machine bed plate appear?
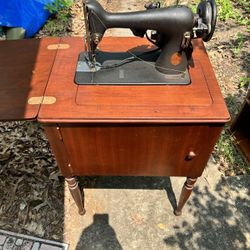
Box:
[75,51,190,85]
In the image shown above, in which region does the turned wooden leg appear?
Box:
[65,177,86,215]
[174,177,197,216]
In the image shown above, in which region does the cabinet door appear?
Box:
[56,123,223,177]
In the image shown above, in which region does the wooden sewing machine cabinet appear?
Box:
[0,37,230,216]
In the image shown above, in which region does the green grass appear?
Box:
[44,0,73,14]
[232,32,245,56]
[239,77,250,88]
[216,127,250,175]
[237,0,250,12]
[189,0,249,25]
[215,95,249,175]
[217,0,236,21]
[42,0,73,36]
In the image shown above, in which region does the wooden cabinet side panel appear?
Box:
[43,125,73,177]
[59,124,223,177]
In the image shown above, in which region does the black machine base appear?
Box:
[74,51,190,85]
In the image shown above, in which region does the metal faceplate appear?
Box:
[75,51,190,85]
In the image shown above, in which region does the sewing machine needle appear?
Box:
[82,0,96,71]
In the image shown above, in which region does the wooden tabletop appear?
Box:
[38,37,230,123]
[0,37,229,123]
[0,38,60,121]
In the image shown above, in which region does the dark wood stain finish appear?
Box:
[44,123,223,177]
[0,38,60,121]
[174,177,197,216]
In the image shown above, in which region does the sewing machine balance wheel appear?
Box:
[197,0,217,42]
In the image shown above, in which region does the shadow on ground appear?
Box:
[76,214,122,250]
[164,176,250,249]
[77,174,250,249]
[80,176,178,211]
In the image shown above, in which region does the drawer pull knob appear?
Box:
[186,151,196,161]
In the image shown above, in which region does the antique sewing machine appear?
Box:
[75,0,217,85]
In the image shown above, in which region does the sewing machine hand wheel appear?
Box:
[197,0,217,41]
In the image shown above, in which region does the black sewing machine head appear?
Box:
[75,0,217,85]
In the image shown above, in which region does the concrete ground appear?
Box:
[63,159,250,250]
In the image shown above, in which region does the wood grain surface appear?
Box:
[38,37,230,123]
[44,123,223,177]
[0,38,60,121]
